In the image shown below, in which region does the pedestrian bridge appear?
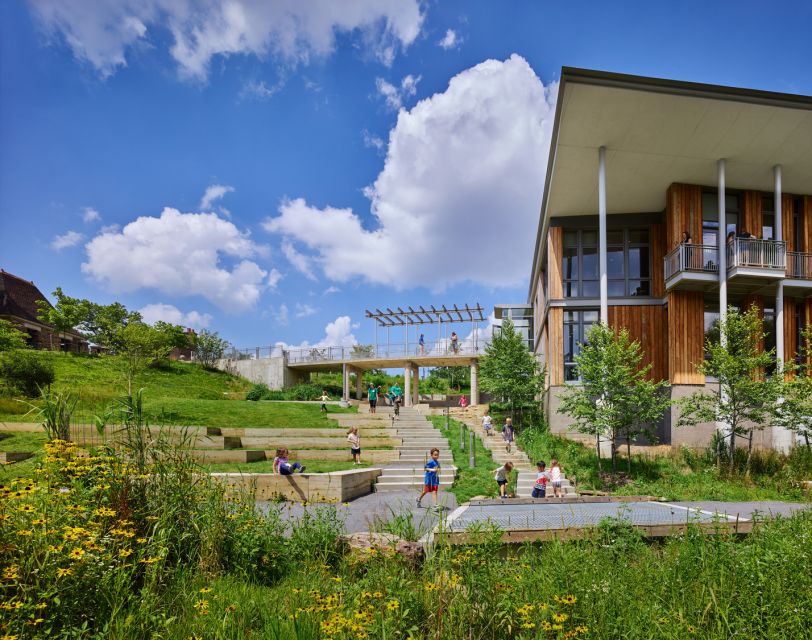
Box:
[225,338,489,407]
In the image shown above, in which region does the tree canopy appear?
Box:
[479,319,544,425]
[557,322,671,473]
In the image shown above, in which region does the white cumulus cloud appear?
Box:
[51,230,84,250]
[266,268,283,289]
[438,28,460,50]
[139,302,212,329]
[29,0,424,80]
[82,207,269,311]
[82,207,101,223]
[375,73,420,110]
[295,303,318,318]
[264,55,557,291]
[199,184,234,211]
[276,315,357,350]
[281,240,316,280]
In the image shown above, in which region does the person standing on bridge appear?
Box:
[418,333,425,355]
[450,331,459,354]
[367,383,379,414]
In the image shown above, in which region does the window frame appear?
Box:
[563,309,598,382]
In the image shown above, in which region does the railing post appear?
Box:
[469,431,475,468]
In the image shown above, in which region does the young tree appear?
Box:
[194,330,229,369]
[479,319,544,425]
[774,324,812,450]
[115,322,168,396]
[36,287,90,349]
[678,306,780,474]
[0,318,29,352]
[557,323,671,473]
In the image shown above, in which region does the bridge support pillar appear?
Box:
[411,364,419,406]
[340,363,350,408]
[355,367,363,403]
[470,362,479,406]
[404,362,413,407]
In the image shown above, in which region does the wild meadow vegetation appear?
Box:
[3,429,811,639]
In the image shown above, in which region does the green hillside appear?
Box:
[0,353,353,427]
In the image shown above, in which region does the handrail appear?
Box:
[664,243,719,280]
[787,251,812,280]
[726,238,786,270]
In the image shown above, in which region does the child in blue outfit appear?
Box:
[417,448,441,509]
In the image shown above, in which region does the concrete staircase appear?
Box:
[369,406,457,492]
[458,413,577,497]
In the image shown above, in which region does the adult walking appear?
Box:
[367,383,379,414]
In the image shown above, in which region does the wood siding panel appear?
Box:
[548,227,563,299]
[650,222,665,297]
[782,195,796,251]
[742,191,763,238]
[804,196,812,253]
[667,291,705,384]
[666,184,702,250]
[785,298,798,367]
[548,308,564,386]
[608,305,668,382]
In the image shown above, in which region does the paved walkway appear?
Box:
[257,489,458,535]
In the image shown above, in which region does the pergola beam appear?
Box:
[364,303,484,326]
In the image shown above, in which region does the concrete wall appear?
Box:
[212,468,383,502]
[217,356,304,389]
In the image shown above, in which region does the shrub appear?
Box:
[0,349,55,396]
[246,383,271,401]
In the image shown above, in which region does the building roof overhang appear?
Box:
[529,67,812,302]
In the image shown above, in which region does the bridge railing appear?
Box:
[285,338,491,365]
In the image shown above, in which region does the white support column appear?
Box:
[412,365,419,406]
[598,146,608,324]
[773,164,793,453]
[470,361,479,406]
[355,367,363,404]
[404,363,412,407]
[718,159,728,345]
[340,363,350,408]
[775,164,785,368]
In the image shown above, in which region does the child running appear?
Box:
[550,459,563,497]
[347,427,361,465]
[417,448,442,509]
[482,412,493,437]
[272,448,305,475]
[502,418,514,453]
[532,460,549,499]
[319,390,330,413]
[494,461,513,499]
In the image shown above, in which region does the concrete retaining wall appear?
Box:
[216,356,304,389]
[212,468,383,502]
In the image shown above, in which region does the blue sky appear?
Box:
[2,0,811,350]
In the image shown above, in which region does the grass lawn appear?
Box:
[139,398,355,428]
[203,459,371,474]
[431,415,500,502]
[0,431,47,480]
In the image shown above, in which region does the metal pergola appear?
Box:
[364,304,485,326]
[364,304,486,357]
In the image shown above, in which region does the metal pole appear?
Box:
[775,164,784,367]
[459,420,465,452]
[445,407,449,431]
[469,431,475,468]
[718,158,728,346]
[598,145,608,324]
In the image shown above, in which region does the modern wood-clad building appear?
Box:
[529,68,812,448]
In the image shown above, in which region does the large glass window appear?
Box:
[702,192,739,246]
[762,196,775,240]
[563,310,598,381]
[563,228,650,298]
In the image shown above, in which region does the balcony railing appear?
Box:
[787,251,812,280]
[726,238,786,271]
[664,243,719,281]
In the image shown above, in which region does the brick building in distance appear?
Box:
[0,269,89,352]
